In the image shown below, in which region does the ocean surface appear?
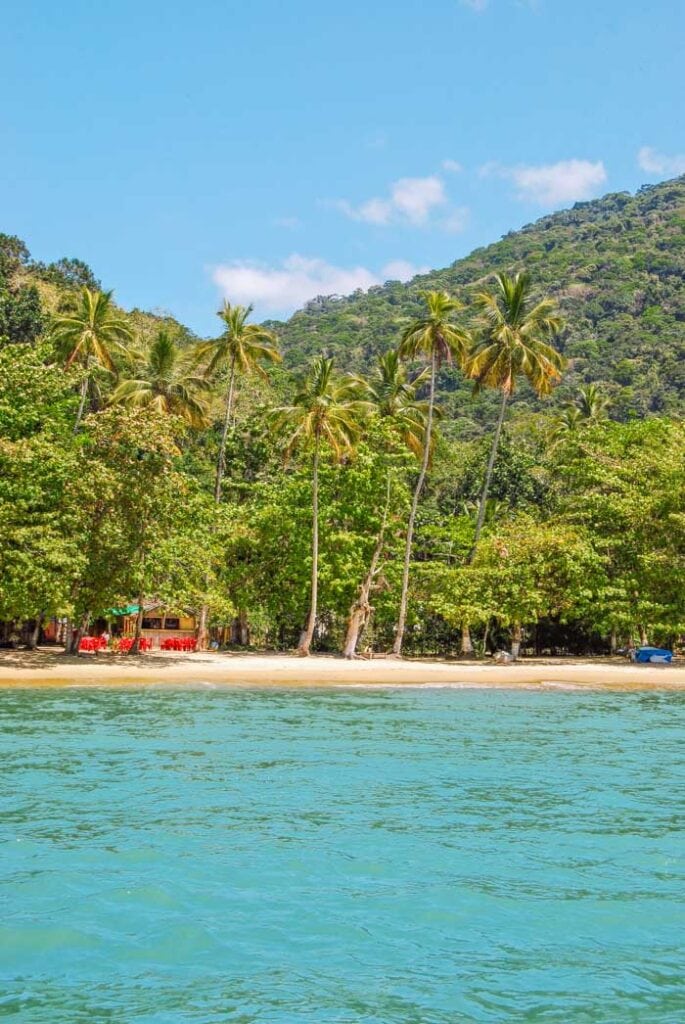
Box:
[1,685,683,1022]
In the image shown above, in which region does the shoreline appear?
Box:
[0,649,683,691]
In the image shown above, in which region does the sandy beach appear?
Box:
[0,648,683,690]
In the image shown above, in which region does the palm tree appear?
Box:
[110,330,210,426]
[197,302,281,502]
[340,351,440,659]
[550,384,611,446]
[272,356,369,656]
[51,288,133,432]
[392,291,471,656]
[466,271,565,562]
[360,349,438,458]
[576,383,611,421]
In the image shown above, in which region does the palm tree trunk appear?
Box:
[392,353,437,656]
[214,355,236,503]
[468,387,509,563]
[638,624,648,647]
[128,595,145,655]
[74,371,89,434]
[298,432,321,656]
[460,623,473,656]
[610,628,617,655]
[342,474,391,659]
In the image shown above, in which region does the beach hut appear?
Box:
[113,602,197,648]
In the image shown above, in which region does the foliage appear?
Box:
[1,180,684,655]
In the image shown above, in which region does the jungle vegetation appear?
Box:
[0,176,683,658]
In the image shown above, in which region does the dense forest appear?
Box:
[0,177,683,658]
[276,176,685,431]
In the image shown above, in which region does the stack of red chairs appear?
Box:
[79,636,108,652]
[161,636,197,652]
[114,637,153,653]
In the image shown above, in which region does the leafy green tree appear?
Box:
[467,271,565,560]
[392,290,470,655]
[549,419,685,647]
[51,287,133,431]
[272,355,369,655]
[0,344,83,631]
[110,330,210,426]
[198,302,281,502]
[63,409,199,654]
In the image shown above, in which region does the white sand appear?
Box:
[0,649,683,690]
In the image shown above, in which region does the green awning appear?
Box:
[106,605,140,617]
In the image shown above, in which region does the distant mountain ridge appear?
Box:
[273,176,685,429]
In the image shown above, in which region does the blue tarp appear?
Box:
[634,647,673,663]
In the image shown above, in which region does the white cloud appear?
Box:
[482,158,607,204]
[442,158,463,173]
[382,259,429,281]
[336,175,447,227]
[461,0,489,10]
[212,254,425,315]
[442,206,470,233]
[637,146,685,177]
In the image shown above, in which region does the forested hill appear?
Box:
[2,176,683,432]
[273,176,685,429]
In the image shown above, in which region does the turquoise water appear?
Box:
[1,687,684,1022]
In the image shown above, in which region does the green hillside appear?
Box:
[3,176,684,436]
[273,176,685,431]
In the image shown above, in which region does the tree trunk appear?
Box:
[28,612,44,650]
[62,618,75,655]
[196,603,209,651]
[460,623,474,656]
[238,609,249,646]
[71,612,90,655]
[468,387,509,563]
[511,622,522,661]
[342,476,391,659]
[214,355,236,503]
[392,352,437,656]
[128,595,145,655]
[73,361,90,434]
[609,628,617,655]
[638,624,648,647]
[298,433,321,656]
[482,619,491,657]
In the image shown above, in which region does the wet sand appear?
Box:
[0,649,683,690]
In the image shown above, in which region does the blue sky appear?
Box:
[2,0,683,334]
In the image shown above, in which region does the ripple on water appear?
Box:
[1,686,684,1022]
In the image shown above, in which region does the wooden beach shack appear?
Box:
[115,602,197,648]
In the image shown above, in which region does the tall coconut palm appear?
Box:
[51,288,133,432]
[197,302,281,502]
[340,351,440,659]
[272,356,369,656]
[467,271,565,562]
[392,291,471,656]
[110,330,210,426]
